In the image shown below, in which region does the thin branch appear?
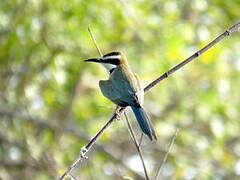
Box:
[124,111,149,180]
[58,22,240,180]
[138,133,144,147]
[57,112,118,180]
[68,174,77,180]
[144,22,240,92]
[0,108,144,179]
[154,129,179,180]
[88,25,103,56]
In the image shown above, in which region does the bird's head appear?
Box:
[84,51,127,74]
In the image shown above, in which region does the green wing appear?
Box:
[110,66,140,107]
[99,80,128,107]
[99,65,143,107]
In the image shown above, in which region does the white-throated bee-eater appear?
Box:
[85,52,157,140]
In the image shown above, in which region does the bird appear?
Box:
[84,52,157,140]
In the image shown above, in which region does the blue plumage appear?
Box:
[131,106,157,141]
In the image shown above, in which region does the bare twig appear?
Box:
[57,112,118,180]
[124,111,149,180]
[88,25,103,56]
[58,22,240,180]
[68,174,77,180]
[0,108,144,179]
[138,133,144,147]
[144,22,240,92]
[154,129,179,180]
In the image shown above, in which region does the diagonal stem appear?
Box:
[88,25,103,56]
[154,129,179,180]
[144,22,240,92]
[124,111,149,180]
[138,133,144,147]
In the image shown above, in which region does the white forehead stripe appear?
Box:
[102,55,121,60]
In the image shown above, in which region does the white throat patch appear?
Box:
[101,63,117,72]
[101,54,120,72]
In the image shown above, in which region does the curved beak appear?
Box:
[84,58,102,63]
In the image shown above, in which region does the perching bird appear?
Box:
[85,52,157,140]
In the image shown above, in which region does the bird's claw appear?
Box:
[115,113,121,121]
[114,106,121,121]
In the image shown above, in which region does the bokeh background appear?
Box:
[0,0,240,180]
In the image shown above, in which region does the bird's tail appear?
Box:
[131,106,157,141]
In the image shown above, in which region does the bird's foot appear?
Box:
[114,105,121,121]
[116,113,121,120]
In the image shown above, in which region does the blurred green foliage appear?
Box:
[0,0,240,180]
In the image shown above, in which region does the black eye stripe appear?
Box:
[109,68,115,74]
[103,52,120,57]
[102,58,120,65]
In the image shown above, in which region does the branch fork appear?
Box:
[58,21,240,180]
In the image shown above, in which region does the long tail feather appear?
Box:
[131,106,157,141]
